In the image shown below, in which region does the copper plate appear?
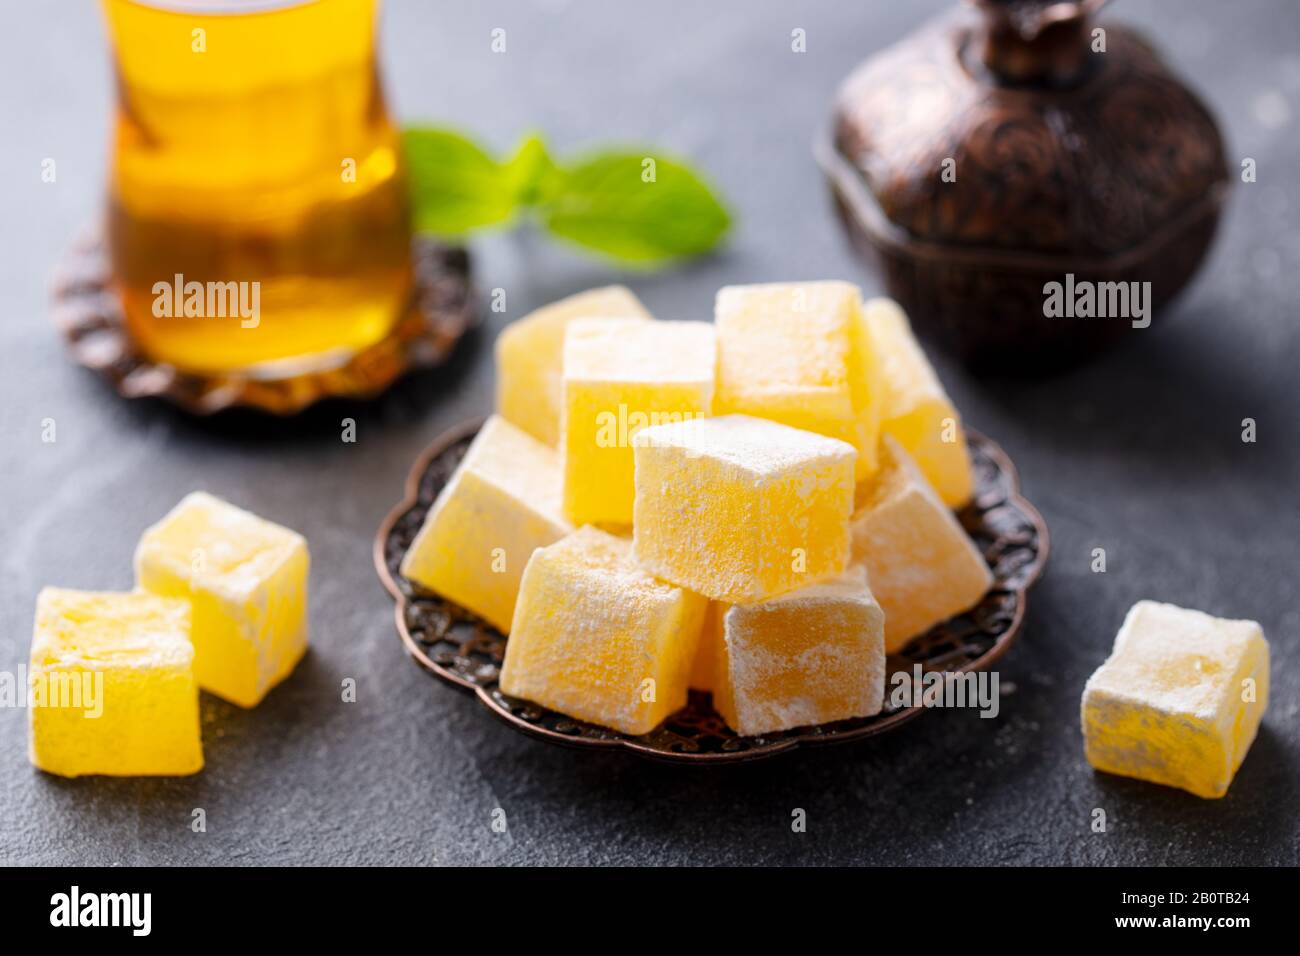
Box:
[375,418,1050,764]
[50,226,476,415]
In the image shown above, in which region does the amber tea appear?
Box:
[103,0,412,375]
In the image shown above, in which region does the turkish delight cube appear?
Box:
[499,526,707,735]
[135,491,309,708]
[715,281,883,479]
[710,564,885,736]
[401,415,571,633]
[688,603,724,693]
[561,318,715,526]
[850,436,992,652]
[863,297,974,507]
[633,414,856,603]
[495,286,652,447]
[1082,601,1269,799]
[29,588,203,777]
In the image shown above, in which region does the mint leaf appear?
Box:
[540,151,731,263]
[402,127,518,236]
[402,128,733,264]
[504,134,562,207]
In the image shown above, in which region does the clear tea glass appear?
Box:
[102,0,412,375]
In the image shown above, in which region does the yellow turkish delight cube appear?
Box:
[134,491,309,709]
[850,437,992,653]
[29,588,202,777]
[633,414,856,603]
[688,603,723,692]
[710,564,885,736]
[715,281,883,479]
[863,297,974,507]
[1082,601,1269,799]
[495,285,652,447]
[561,318,715,526]
[400,415,571,633]
[499,526,707,735]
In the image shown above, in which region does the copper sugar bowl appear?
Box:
[820,0,1230,371]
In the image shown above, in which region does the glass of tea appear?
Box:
[102,0,412,376]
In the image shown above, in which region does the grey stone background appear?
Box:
[1,0,1296,865]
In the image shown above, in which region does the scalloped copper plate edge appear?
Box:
[374,417,1050,765]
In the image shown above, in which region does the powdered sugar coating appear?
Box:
[1087,601,1267,720]
[850,436,990,651]
[499,526,707,735]
[633,414,856,477]
[1081,599,1270,798]
[633,415,856,603]
[564,318,716,385]
[715,564,886,735]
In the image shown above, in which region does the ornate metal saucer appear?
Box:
[49,227,476,415]
[376,419,1049,764]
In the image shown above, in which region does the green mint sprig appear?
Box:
[402,127,731,265]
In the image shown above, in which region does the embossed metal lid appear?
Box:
[823,0,1230,369]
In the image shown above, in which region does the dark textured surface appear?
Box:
[1,0,1297,866]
